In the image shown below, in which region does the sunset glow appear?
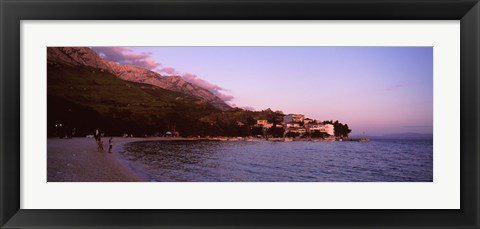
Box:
[93,47,433,136]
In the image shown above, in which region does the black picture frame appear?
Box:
[1,0,479,228]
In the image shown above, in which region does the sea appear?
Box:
[120,139,433,182]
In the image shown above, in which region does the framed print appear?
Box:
[1,0,479,228]
[22,22,457,210]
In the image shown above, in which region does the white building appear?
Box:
[324,124,335,136]
[286,123,301,128]
[306,123,335,136]
[286,127,307,134]
[307,124,325,132]
[283,114,305,123]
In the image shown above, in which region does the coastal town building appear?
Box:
[283,114,305,123]
[306,123,326,132]
[256,119,273,128]
[286,127,307,134]
[286,123,301,128]
[324,124,335,136]
[304,123,335,136]
[259,114,336,138]
[257,120,268,126]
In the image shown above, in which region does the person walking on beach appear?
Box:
[95,129,99,140]
[108,137,113,153]
[94,129,101,151]
[97,136,104,152]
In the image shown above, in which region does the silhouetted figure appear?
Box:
[94,129,99,140]
[97,136,104,152]
[108,137,113,153]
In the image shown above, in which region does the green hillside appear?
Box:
[47,64,300,138]
[47,64,220,137]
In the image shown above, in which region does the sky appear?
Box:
[92,47,433,136]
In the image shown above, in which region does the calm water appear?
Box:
[120,139,433,182]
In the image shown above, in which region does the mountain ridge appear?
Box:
[47,63,224,137]
[47,47,231,110]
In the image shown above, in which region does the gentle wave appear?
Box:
[120,139,433,182]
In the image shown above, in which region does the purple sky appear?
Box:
[92,47,433,136]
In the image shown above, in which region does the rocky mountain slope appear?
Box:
[47,63,222,137]
[47,47,231,110]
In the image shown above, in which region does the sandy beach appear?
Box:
[47,137,161,182]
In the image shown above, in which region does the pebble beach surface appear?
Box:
[47,137,155,182]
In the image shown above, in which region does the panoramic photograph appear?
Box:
[47,46,433,182]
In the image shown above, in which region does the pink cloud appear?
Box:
[216,94,235,102]
[92,47,161,70]
[157,67,178,75]
[182,73,222,91]
[92,47,234,102]
[182,72,234,102]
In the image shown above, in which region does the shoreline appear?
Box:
[112,136,368,142]
[47,136,369,182]
[111,137,184,182]
[47,137,150,182]
[111,136,364,181]
[47,137,190,182]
